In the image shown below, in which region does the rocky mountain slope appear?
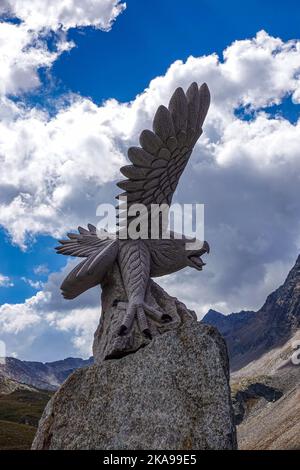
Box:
[231,328,300,449]
[0,376,36,395]
[203,255,300,450]
[0,357,92,449]
[0,357,93,391]
[203,255,300,371]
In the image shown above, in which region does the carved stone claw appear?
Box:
[162,313,172,322]
[118,325,128,336]
[143,329,152,340]
[117,301,171,338]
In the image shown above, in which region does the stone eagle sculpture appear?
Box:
[56,82,210,341]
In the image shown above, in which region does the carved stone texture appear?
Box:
[32,321,237,450]
[55,82,211,350]
[93,263,196,362]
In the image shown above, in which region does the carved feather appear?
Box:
[168,87,188,134]
[57,226,119,299]
[128,147,155,167]
[139,130,163,155]
[55,225,116,258]
[116,82,210,234]
[60,238,118,299]
[153,105,175,142]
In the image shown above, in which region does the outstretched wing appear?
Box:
[55,224,119,299]
[116,82,210,234]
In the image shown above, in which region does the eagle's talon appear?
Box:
[143,329,152,340]
[161,313,172,323]
[117,300,171,337]
[118,325,128,336]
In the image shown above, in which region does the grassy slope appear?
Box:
[0,389,53,450]
[0,420,36,450]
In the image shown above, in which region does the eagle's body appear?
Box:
[56,82,210,338]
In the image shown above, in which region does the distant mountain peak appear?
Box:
[203,254,300,371]
[203,309,224,320]
[0,356,94,391]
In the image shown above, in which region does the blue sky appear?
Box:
[0,1,300,361]
[54,0,300,102]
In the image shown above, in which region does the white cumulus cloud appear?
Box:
[0,274,14,287]
[0,21,72,97]
[47,307,99,356]
[33,264,49,275]
[1,0,126,31]
[1,28,300,359]
[0,290,48,333]
[0,97,126,247]
[0,0,125,97]
[0,264,100,358]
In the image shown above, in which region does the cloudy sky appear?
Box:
[0,0,300,361]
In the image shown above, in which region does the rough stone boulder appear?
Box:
[32,320,237,450]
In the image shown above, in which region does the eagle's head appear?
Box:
[147,232,210,277]
[184,239,210,271]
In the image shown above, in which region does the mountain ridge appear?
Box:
[0,356,93,391]
[203,255,300,370]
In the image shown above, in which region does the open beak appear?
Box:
[187,241,210,271]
